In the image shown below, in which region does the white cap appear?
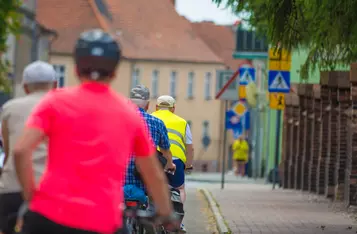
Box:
[157,95,176,107]
[22,61,56,84]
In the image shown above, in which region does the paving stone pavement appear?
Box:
[183,188,218,234]
[210,183,357,234]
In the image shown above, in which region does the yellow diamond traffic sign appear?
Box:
[269,93,285,110]
[232,101,247,117]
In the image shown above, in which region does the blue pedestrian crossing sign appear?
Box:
[268,70,290,93]
[239,67,255,85]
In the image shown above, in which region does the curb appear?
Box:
[199,188,231,234]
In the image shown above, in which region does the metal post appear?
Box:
[273,109,282,189]
[255,107,260,179]
[221,100,228,190]
[259,109,264,178]
[265,108,271,179]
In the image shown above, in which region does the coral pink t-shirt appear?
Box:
[26,82,155,234]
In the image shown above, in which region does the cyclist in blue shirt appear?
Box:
[125,85,175,192]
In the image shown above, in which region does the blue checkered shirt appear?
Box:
[125,108,170,191]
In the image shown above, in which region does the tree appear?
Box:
[213,0,357,79]
[0,0,22,93]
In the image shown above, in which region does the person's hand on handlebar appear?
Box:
[165,160,176,175]
[160,212,181,232]
[185,164,193,175]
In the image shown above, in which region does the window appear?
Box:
[151,70,159,98]
[204,72,212,100]
[187,72,194,99]
[203,120,209,136]
[131,68,140,89]
[53,65,66,88]
[170,71,177,97]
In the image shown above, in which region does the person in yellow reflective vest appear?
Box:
[151,95,193,233]
[232,136,249,177]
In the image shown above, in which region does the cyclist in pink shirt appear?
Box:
[12,29,175,234]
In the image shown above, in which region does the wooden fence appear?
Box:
[281,64,357,206]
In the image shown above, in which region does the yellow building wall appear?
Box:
[50,54,225,171]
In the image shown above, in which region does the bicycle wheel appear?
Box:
[126,217,139,234]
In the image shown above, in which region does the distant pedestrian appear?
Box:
[232,136,249,177]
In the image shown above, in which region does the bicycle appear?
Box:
[124,200,181,234]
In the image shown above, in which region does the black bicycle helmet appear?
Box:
[74,29,121,80]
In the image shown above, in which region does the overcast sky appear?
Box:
[176,0,238,25]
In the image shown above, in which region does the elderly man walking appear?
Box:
[0,61,56,234]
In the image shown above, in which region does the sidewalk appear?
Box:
[186,172,265,184]
[209,184,357,234]
[184,188,218,233]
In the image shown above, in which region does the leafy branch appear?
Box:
[213,0,357,80]
[0,0,22,93]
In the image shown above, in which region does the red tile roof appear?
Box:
[36,0,223,64]
[37,0,102,54]
[191,21,249,70]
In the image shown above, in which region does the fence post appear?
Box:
[310,85,321,193]
[334,72,350,202]
[293,93,301,190]
[347,63,357,206]
[321,72,339,199]
[305,84,314,192]
[317,75,330,195]
[298,84,307,191]
[283,94,292,189]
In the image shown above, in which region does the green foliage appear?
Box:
[0,0,22,93]
[213,0,357,79]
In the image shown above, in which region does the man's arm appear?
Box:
[185,124,193,167]
[133,116,173,216]
[13,92,53,201]
[14,128,45,201]
[1,120,10,166]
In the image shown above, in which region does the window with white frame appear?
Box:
[53,65,66,88]
[170,71,177,97]
[187,72,194,99]
[203,120,209,136]
[204,72,212,100]
[151,70,159,98]
[131,68,140,89]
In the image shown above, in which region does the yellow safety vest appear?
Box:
[151,110,187,163]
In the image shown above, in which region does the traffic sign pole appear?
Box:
[273,109,282,189]
[268,47,291,187]
[221,100,228,190]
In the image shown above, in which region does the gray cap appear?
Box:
[22,61,56,84]
[130,84,150,100]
